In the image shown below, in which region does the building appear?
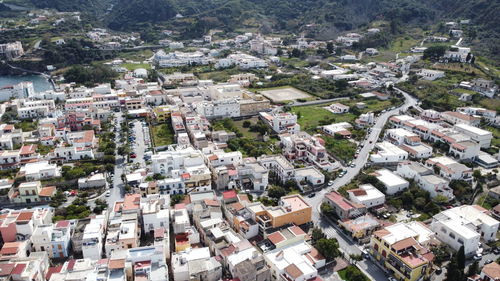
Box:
[0,41,24,60]
[441,111,480,126]
[0,82,34,102]
[81,215,106,260]
[370,141,409,163]
[78,173,106,189]
[259,112,300,134]
[449,140,481,160]
[417,69,445,81]
[171,247,222,281]
[339,214,380,240]
[474,262,500,281]
[396,161,454,200]
[264,240,325,281]
[425,156,473,182]
[18,161,61,181]
[430,205,499,256]
[325,103,349,114]
[371,222,435,281]
[11,181,55,204]
[251,195,312,236]
[320,122,352,138]
[347,184,386,209]
[324,191,366,219]
[152,145,211,194]
[453,123,493,148]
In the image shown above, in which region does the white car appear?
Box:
[105,191,111,197]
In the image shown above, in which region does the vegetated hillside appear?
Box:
[22,0,500,61]
[30,0,113,17]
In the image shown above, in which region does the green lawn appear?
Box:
[323,136,357,163]
[122,63,151,71]
[151,123,175,147]
[291,105,357,133]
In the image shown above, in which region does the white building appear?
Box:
[453,123,493,148]
[374,169,409,195]
[19,161,61,181]
[347,184,385,208]
[78,173,106,189]
[425,156,473,182]
[370,141,408,163]
[264,241,323,281]
[396,161,454,200]
[171,247,222,281]
[193,98,241,119]
[0,82,34,101]
[449,140,481,160]
[82,215,106,260]
[259,112,300,134]
[417,69,445,81]
[431,205,499,256]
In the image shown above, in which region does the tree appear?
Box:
[465,52,472,63]
[445,255,464,281]
[467,261,479,277]
[457,246,465,269]
[311,227,326,245]
[315,238,340,260]
[320,202,334,215]
[433,195,449,205]
[242,120,251,128]
[326,42,334,53]
[423,45,447,60]
[267,186,286,199]
[473,170,482,181]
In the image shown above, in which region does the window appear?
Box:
[58,245,62,249]
[449,233,455,239]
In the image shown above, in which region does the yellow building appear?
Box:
[252,195,312,237]
[370,222,435,281]
[153,106,174,123]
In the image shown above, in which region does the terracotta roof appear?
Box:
[11,263,26,275]
[45,265,63,280]
[208,155,218,161]
[55,220,70,228]
[392,237,417,251]
[222,190,237,199]
[267,231,286,245]
[39,186,56,197]
[0,244,19,255]
[482,262,500,279]
[204,199,220,207]
[66,259,76,271]
[284,264,303,279]
[16,212,33,221]
[0,264,15,276]
[289,225,306,236]
[109,259,125,269]
[174,203,186,210]
[349,188,367,196]
[229,202,244,211]
[123,194,141,211]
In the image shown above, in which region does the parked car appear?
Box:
[485,259,493,265]
[105,191,111,197]
[492,247,500,255]
[130,154,137,158]
[350,163,356,168]
[473,254,482,261]
[307,193,316,198]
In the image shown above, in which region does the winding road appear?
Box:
[305,89,418,280]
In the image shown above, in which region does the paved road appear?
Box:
[303,90,418,281]
[106,112,126,207]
